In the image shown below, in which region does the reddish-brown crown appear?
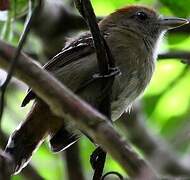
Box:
[116,5,156,16]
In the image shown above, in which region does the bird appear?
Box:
[5,5,188,174]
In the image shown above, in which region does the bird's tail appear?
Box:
[5,100,57,175]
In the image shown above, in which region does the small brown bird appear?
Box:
[5,5,188,174]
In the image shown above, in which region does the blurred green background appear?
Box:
[0,0,190,179]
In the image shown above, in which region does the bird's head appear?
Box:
[100,5,188,39]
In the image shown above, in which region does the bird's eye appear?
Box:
[135,12,148,20]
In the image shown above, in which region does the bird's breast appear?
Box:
[111,59,155,121]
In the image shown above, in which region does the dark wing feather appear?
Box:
[21,34,94,107]
[49,125,80,152]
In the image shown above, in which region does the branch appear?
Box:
[158,52,190,64]
[74,0,117,179]
[0,0,39,124]
[118,104,190,177]
[75,0,110,75]
[0,40,157,178]
[64,142,85,180]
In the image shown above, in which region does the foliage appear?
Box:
[0,0,190,179]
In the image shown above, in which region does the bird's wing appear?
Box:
[21,33,95,107]
[49,125,81,153]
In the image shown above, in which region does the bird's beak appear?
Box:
[160,17,189,30]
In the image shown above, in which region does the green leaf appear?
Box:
[10,0,28,18]
[160,0,190,17]
[91,0,155,16]
[144,60,186,96]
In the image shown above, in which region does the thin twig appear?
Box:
[158,52,190,64]
[74,0,117,179]
[0,0,40,125]
[75,0,109,74]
